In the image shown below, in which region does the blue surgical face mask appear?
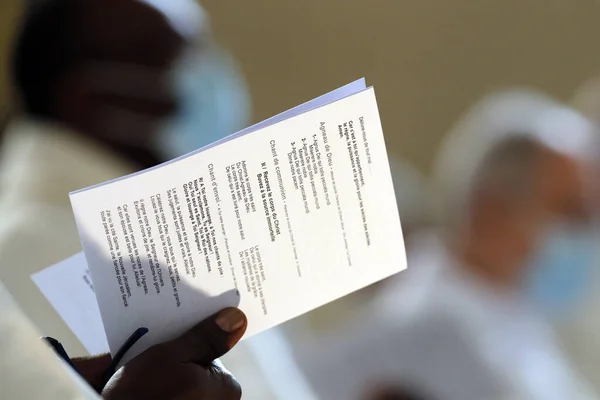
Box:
[524,222,597,317]
[155,45,251,160]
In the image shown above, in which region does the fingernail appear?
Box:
[215,308,245,333]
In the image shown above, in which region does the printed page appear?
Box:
[71,87,405,359]
[32,253,109,355]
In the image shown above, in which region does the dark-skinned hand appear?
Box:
[74,307,247,400]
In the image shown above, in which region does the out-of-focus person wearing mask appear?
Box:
[297,90,600,400]
[552,75,600,394]
[0,0,249,356]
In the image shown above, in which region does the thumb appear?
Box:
[167,308,247,365]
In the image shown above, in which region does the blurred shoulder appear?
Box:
[0,202,80,269]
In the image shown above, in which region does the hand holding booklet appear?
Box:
[35,78,406,360]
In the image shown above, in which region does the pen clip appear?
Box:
[101,327,149,388]
[44,327,149,393]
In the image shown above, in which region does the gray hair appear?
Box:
[432,88,597,230]
[466,135,541,215]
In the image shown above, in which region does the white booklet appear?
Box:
[69,79,406,360]
[30,78,367,355]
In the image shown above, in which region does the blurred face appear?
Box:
[502,151,588,261]
[477,147,599,304]
[522,151,600,313]
[54,0,188,168]
[516,150,595,263]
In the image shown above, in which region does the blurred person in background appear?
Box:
[0,0,249,356]
[297,89,600,400]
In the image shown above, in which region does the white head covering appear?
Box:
[140,0,209,40]
[432,88,598,226]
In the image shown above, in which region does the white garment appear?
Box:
[0,118,135,356]
[0,280,99,399]
[297,232,594,400]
